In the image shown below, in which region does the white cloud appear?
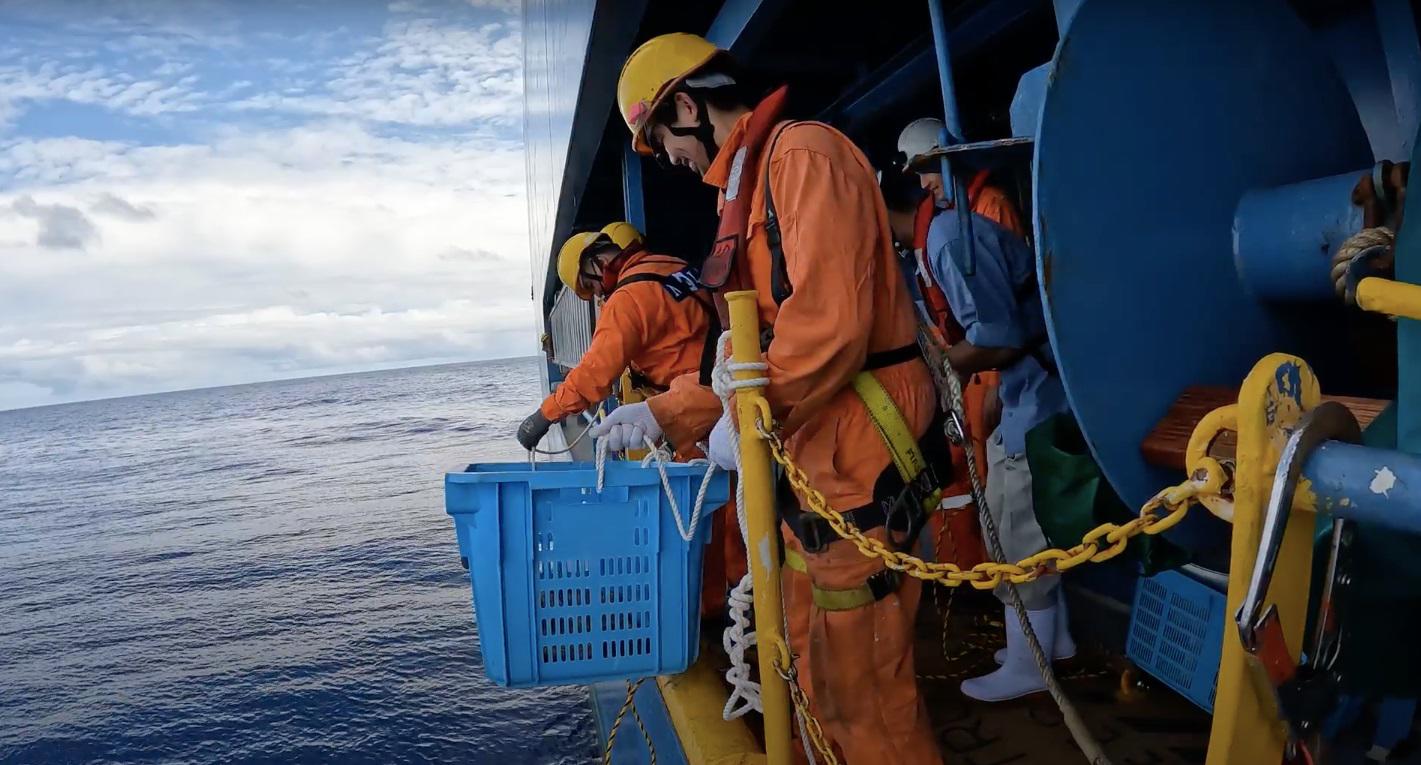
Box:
[0,59,204,128]
[0,1,244,52]
[90,192,156,220]
[0,299,527,406]
[0,3,533,410]
[0,122,531,409]
[465,0,519,11]
[231,19,522,127]
[11,194,99,250]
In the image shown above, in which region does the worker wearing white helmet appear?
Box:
[897,116,1025,236]
[900,117,1076,703]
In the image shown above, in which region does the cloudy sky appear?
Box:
[0,0,532,411]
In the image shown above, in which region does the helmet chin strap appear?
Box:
[665,91,719,168]
[595,246,636,295]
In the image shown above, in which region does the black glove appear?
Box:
[517,409,554,451]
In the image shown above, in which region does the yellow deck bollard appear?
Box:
[726,290,793,765]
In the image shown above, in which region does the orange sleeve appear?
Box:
[646,371,722,451]
[539,292,649,421]
[763,140,877,435]
[975,187,1026,238]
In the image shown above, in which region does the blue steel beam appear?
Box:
[1376,0,1421,157]
[1305,441,1421,535]
[928,0,976,272]
[1233,169,1365,302]
[927,0,967,144]
[622,142,645,232]
[825,0,1046,134]
[1397,130,1421,454]
[820,42,934,133]
[705,0,791,57]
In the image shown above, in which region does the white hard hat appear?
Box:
[898,117,946,172]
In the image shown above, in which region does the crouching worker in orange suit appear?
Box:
[591,33,949,764]
[515,221,746,618]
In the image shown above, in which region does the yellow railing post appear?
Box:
[1206,354,1321,765]
[726,290,792,765]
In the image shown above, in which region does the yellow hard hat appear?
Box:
[556,231,605,300]
[600,221,643,250]
[617,33,719,155]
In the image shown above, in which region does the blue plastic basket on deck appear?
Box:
[1126,568,1226,712]
[445,460,729,688]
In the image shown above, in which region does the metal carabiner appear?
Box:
[943,409,966,447]
[1236,401,1362,651]
[1309,519,1353,673]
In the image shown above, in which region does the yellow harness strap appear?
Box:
[851,370,942,513]
[783,548,881,611]
[775,371,938,613]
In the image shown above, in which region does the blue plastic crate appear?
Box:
[445,460,729,688]
[1126,568,1226,712]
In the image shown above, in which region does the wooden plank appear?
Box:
[1140,386,1389,470]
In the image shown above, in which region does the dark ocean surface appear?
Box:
[0,358,596,764]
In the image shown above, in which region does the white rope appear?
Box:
[707,331,771,721]
[532,404,604,457]
[594,434,716,544]
[720,574,760,719]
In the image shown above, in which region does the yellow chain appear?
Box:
[767,636,840,765]
[756,421,1215,589]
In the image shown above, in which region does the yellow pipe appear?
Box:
[1206,354,1320,765]
[1357,276,1421,321]
[725,290,792,765]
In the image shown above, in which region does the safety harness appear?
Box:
[608,254,723,387]
[751,117,951,610]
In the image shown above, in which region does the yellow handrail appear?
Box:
[1357,276,1421,321]
[726,290,793,765]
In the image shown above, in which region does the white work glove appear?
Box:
[589,401,663,453]
[707,411,737,471]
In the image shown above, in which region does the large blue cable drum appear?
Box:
[1033,0,1374,529]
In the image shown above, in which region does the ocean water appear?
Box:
[0,358,597,764]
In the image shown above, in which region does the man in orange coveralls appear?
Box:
[516,221,744,617]
[591,33,947,764]
[517,221,712,449]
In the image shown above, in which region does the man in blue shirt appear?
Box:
[924,197,1077,702]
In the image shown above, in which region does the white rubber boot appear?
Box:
[963,603,1055,702]
[994,588,1075,664]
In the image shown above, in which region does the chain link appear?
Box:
[754,421,1214,590]
[766,637,840,765]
